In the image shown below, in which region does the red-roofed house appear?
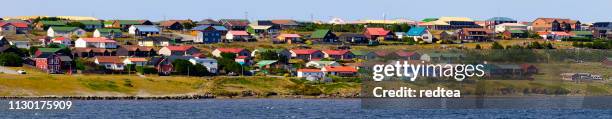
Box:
[322,66,358,77]
[0,22,30,34]
[51,37,72,46]
[395,51,420,60]
[158,45,200,56]
[123,57,148,66]
[297,68,325,79]
[75,37,118,48]
[94,56,125,70]
[290,49,324,61]
[550,31,572,40]
[322,50,354,60]
[276,34,302,44]
[225,30,251,41]
[212,48,251,58]
[364,28,395,41]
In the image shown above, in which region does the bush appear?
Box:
[0,53,23,67]
[136,66,157,74]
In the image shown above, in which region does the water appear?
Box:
[1,99,612,118]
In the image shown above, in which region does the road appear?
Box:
[0,66,18,74]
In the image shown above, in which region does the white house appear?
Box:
[122,57,148,66]
[189,58,218,74]
[47,26,86,37]
[225,30,251,41]
[75,37,118,48]
[406,27,433,43]
[94,56,125,70]
[495,23,528,33]
[158,45,200,56]
[51,37,72,46]
[128,25,160,36]
[305,61,341,68]
[297,68,325,81]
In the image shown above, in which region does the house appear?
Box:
[322,50,354,60]
[225,30,251,42]
[159,20,184,30]
[420,20,450,31]
[591,22,611,39]
[251,48,292,61]
[321,66,358,77]
[290,49,324,61]
[192,25,227,44]
[247,25,274,38]
[128,25,160,36]
[219,19,249,30]
[270,19,300,29]
[93,28,122,38]
[196,19,221,26]
[364,28,395,41]
[297,69,326,80]
[51,37,72,46]
[395,32,406,38]
[0,22,30,34]
[305,61,340,68]
[276,34,302,44]
[138,36,172,47]
[420,17,478,30]
[112,20,153,30]
[9,41,31,49]
[34,48,62,58]
[439,31,456,40]
[189,58,218,74]
[158,45,200,56]
[602,57,612,67]
[571,31,593,38]
[75,37,118,48]
[420,53,463,63]
[123,57,148,66]
[351,50,372,60]
[72,48,115,58]
[484,17,518,30]
[34,54,73,74]
[531,18,580,32]
[116,45,156,57]
[550,31,572,40]
[365,51,398,59]
[339,33,368,44]
[495,23,527,33]
[406,27,433,43]
[212,48,251,58]
[255,60,283,70]
[310,29,338,43]
[502,30,527,39]
[35,21,66,30]
[457,28,493,42]
[520,64,538,74]
[395,51,420,60]
[47,27,86,37]
[94,56,125,70]
[76,20,103,30]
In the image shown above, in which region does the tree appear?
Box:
[0,53,23,67]
[192,64,211,76]
[258,51,279,60]
[66,21,85,29]
[491,42,504,49]
[475,44,482,49]
[172,59,194,75]
[182,22,196,30]
[220,53,236,60]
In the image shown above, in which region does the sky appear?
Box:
[2,0,611,23]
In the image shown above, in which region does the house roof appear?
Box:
[373,51,391,56]
[323,66,357,72]
[421,18,438,22]
[534,18,577,24]
[0,22,28,28]
[486,17,516,22]
[192,25,227,31]
[291,49,320,55]
[73,48,112,53]
[79,37,116,43]
[120,45,154,51]
[311,29,332,39]
[255,48,286,54]
[248,25,272,29]
[297,68,322,72]
[216,48,245,53]
[37,48,62,53]
[497,23,526,27]
[132,25,159,32]
[77,20,102,25]
[271,19,299,25]
[220,19,249,26]
[256,60,278,67]
[365,28,390,35]
[395,51,418,57]
[52,37,69,41]
[437,17,474,22]
[509,30,525,34]
[40,21,66,26]
[165,45,195,51]
[406,27,427,36]
[228,30,249,36]
[279,34,301,38]
[159,20,180,27]
[323,50,350,55]
[551,31,572,36]
[50,26,80,32]
[59,56,72,61]
[96,28,122,33]
[95,56,124,64]
[197,19,220,25]
[116,20,148,25]
[127,57,148,62]
[308,61,337,65]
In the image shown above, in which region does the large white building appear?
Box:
[495,23,528,33]
[75,37,118,48]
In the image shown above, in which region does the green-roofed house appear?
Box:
[572,31,593,38]
[94,28,123,38]
[34,48,62,58]
[256,60,281,68]
[36,21,67,30]
[76,20,103,30]
[47,26,86,37]
[112,20,153,30]
[103,21,114,28]
[421,18,438,22]
[350,50,373,60]
[310,29,338,43]
[251,48,292,61]
[502,30,527,38]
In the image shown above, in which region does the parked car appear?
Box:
[17,70,26,74]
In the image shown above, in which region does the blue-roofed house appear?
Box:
[406,27,433,43]
[128,25,160,36]
[484,17,517,29]
[192,25,227,44]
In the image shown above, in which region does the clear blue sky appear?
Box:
[3,0,611,22]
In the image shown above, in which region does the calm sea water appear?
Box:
[1,98,612,118]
